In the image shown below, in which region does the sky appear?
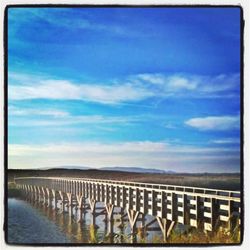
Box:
[8,7,241,173]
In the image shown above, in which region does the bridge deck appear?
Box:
[14,176,241,240]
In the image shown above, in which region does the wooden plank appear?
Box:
[167,214,172,220]
[178,216,184,224]
[220,204,229,211]
[204,222,212,231]
[178,207,184,212]
[211,198,218,230]
[110,185,114,204]
[204,212,212,218]
[116,186,120,206]
[167,204,172,210]
[157,194,162,199]
[190,199,196,206]
[143,189,148,214]
[190,209,196,215]
[167,196,172,201]
[178,197,184,203]
[183,194,188,224]
[135,188,140,211]
[190,219,197,227]
[148,208,153,215]
[171,193,177,221]
[122,186,126,207]
[105,184,109,204]
[220,215,229,222]
[152,190,157,216]
[128,187,133,209]
[204,201,212,208]
[159,191,165,218]
[157,211,162,217]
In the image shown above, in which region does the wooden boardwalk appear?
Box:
[14,177,241,241]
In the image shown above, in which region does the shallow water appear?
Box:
[7,198,71,244]
[7,197,163,244]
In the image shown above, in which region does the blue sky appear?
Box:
[8,7,241,172]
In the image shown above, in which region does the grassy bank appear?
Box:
[87,223,241,244]
[166,226,241,244]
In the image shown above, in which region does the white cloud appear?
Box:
[185,115,240,131]
[8,141,240,172]
[167,76,198,90]
[8,141,169,158]
[210,138,240,144]
[132,72,239,97]
[8,105,143,127]
[9,78,152,104]
[8,71,240,104]
[136,73,165,85]
[8,106,69,117]
[9,114,140,127]
[200,74,240,93]
[135,73,198,90]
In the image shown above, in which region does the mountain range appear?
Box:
[31,166,176,174]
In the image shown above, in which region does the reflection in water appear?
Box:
[7,198,71,244]
[8,196,163,244]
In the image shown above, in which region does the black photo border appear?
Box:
[3,4,245,247]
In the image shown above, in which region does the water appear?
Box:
[7,197,163,244]
[8,198,71,244]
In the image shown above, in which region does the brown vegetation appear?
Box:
[8,168,240,190]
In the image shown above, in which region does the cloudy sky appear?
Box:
[8,7,241,172]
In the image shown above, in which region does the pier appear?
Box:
[14,177,241,242]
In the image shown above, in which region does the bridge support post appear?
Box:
[46,188,51,207]
[41,187,46,205]
[34,186,38,201]
[66,193,73,216]
[195,196,202,229]
[127,208,140,236]
[156,217,175,242]
[29,185,34,200]
[76,194,84,222]
[25,185,29,199]
[105,203,114,236]
[34,186,40,201]
[25,185,29,200]
[51,189,57,209]
[228,200,237,232]
[89,198,96,225]
[29,185,33,201]
[211,198,219,231]
[58,191,65,212]
[37,186,42,203]
[23,185,27,196]
[141,213,146,228]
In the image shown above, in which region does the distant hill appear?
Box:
[47,166,91,171]
[100,166,172,174]
[12,165,174,174]
[27,166,91,171]
[8,166,240,176]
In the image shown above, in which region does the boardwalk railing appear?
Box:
[14,177,241,241]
